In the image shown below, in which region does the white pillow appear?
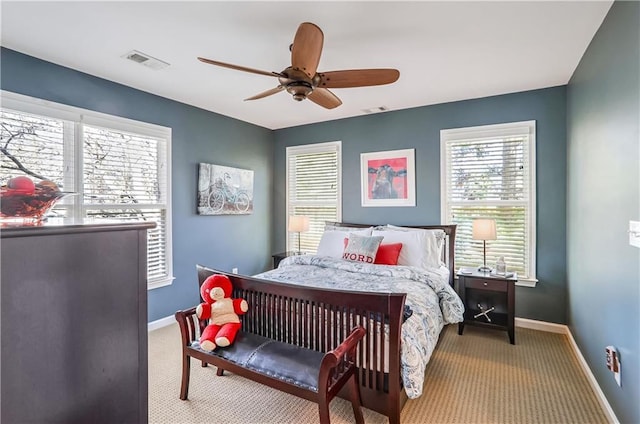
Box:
[317,227,373,258]
[324,222,372,232]
[372,227,443,269]
[385,225,446,265]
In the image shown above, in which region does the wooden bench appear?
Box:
[175,268,369,424]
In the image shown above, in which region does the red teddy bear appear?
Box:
[196,274,248,351]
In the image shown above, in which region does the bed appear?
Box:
[253,222,464,423]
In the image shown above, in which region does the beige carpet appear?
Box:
[149,323,609,424]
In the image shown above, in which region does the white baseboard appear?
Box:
[564,326,620,424]
[516,317,619,423]
[515,317,566,333]
[148,315,175,332]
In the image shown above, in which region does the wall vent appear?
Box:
[122,50,170,70]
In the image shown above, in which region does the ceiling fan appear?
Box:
[197,22,400,109]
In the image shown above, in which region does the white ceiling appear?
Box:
[1,1,612,130]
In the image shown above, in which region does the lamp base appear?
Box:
[477,265,492,273]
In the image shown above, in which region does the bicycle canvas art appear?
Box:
[198,163,254,215]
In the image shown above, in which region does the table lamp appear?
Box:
[472,218,496,272]
[288,215,309,255]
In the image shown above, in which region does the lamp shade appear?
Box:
[472,219,497,241]
[288,215,310,232]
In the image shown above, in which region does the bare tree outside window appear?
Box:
[1,111,65,185]
[1,107,170,284]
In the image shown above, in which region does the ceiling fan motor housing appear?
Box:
[279,67,315,101]
[285,81,313,101]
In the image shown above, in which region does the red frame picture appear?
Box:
[360,149,415,207]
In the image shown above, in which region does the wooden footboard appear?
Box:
[196,265,407,424]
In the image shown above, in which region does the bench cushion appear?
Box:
[191,332,325,392]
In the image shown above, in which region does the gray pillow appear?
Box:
[342,234,384,264]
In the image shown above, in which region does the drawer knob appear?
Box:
[483,282,488,286]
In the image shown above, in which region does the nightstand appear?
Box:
[271,251,302,268]
[456,270,517,344]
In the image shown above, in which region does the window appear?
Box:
[286,141,341,253]
[1,91,172,289]
[441,121,536,284]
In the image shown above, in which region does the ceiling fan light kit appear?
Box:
[198,22,400,109]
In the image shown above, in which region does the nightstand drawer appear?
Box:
[466,278,508,292]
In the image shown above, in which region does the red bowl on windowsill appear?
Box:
[0,187,75,223]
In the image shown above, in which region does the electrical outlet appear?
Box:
[232,267,238,274]
[605,346,621,386]
[629,221,640,248]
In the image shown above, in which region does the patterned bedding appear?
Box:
[254,254,464,398]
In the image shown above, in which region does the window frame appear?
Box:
[440,120,537,287]
[285,141,342,253]
[1,90,173,289]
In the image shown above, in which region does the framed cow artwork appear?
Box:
[360,149,416,207]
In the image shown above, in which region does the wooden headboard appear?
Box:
[327,222,457,286]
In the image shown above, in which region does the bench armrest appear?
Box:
[175,306,202,347]
[318,326,366,395]
[325,326,366,366]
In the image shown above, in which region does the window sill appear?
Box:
[148,276,175,290]
[516,278,537,288]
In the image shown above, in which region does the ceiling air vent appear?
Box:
[122,50,170,70]
[362,106,389,114]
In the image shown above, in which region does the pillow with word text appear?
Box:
[342,238,403,265]
[342,234,384,264]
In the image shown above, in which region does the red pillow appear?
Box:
[374,243,403,265]
[343,238,402,265]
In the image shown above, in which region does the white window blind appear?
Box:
[286,141,341,253]
[441,121,536,281]
[1,91,172,288]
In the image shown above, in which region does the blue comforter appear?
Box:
[255,255,464,398]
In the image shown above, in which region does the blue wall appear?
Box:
[567,1,640,423]
[274,87,568,324]
[0,48,573,326]
[3,6,636,418]
[0,48,275,322]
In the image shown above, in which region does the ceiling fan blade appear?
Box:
[291,22,324,79]
[307,88,342,109]
[318,69,400,88]
[197,57,281,78]
[244,86,285,101]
